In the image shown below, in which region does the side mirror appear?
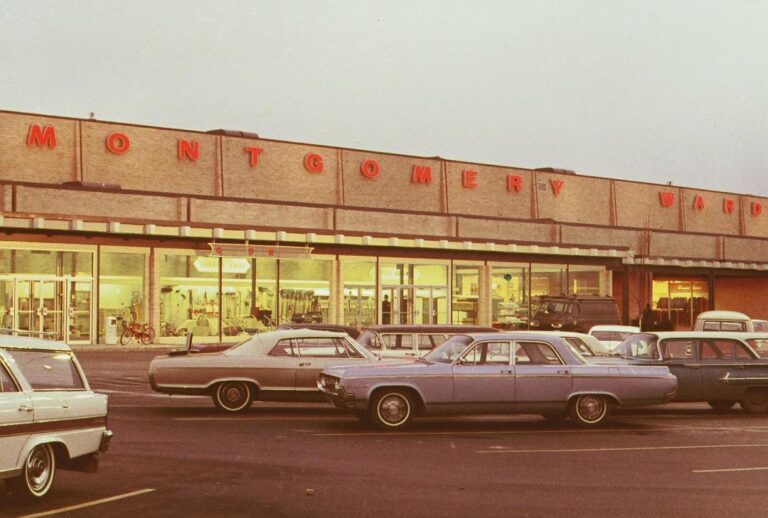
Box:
[185,331,194,352]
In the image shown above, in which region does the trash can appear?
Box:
[104,316,118,345]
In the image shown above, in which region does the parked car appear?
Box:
[149,329,379,413]
[614,331,768,412]
[693,310,753,332]
[529,295,620,333]
[356,324,498,359]
[523,330,624,363]
[0,336,112,499]
[277,322,361,339]
[319,332,677,430]
[589,325,640,352]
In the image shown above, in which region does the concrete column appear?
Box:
[477,264,492,326]
[148,249,160,340]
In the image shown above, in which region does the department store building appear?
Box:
[1,109,767,345]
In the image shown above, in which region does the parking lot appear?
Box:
[2,349,768,518]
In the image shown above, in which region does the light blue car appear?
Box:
[319,332,677,430]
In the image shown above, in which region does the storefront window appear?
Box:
[453,264,479,325]
[221,258,257,342]
[381,261,448,324]
[278,259,331,325]
[159,254,220,340]
[531,264,567,299]
[568,265,611,296]
[0,249,92,276]
[99,252,146,342]
[342,260,376,328]
[492,264,529,329]
[652,277,709,330]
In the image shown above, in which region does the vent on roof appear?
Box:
[206,129,260,139]
[534,167,576,175]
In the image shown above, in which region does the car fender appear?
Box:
[16,435,71,468]
[567,390,621,406]
[204,377,262,391]
[363,381,428,408]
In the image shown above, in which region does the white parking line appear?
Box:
[477,443,768,454]
[693,466,768,474]
[18,488,156,518]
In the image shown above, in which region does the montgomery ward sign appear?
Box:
[206,243,313,260]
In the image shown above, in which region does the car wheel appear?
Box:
[707,400,736,412]
[569,394,610,426]
[7,444,56,499]
[213,381,253,413]
[369,390,414,431]
[741,388,768,414]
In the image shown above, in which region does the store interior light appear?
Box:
[193,257,251,274]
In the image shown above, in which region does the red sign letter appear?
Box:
[244,147,263,167]
[659,191,675,207]
[752,202,763,217]
[507,175,523,192]
[549,179,564,196]
[723,198,735,214]
[106,133,130,155]
[692,195,705,210]
[303,153,324,173]
[178,140,199,161]
[462,170,478,189]
[411,165,432,185]
[26,125,56,148]
[360,160,380,178]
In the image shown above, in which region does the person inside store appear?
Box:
[382,295,392,324]
[640,303,656,331]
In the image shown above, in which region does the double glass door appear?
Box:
[0,277,92,343]
[382,285,448,325]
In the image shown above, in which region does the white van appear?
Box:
[693,310,754,332]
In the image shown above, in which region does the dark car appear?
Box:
[356,324,498,359]
[529,295,620,333]
[616,331,768,413]
[188,323,361,354]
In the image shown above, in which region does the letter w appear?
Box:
[659,192,675,207]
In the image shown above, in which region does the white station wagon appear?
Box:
[0,336,112,499]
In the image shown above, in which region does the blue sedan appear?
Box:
[319,332,677,430]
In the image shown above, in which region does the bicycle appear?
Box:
[120,321,156,345]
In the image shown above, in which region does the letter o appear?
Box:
[106,133,130,155]
[303,153,324,173]
[360,159,380,178]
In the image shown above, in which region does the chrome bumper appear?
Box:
[99,430,114,453]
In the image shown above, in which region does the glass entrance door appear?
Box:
[16,279,66,340]
[382,285,448,324]
[68,280,92,342]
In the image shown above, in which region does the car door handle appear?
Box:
[500,370,513,374]
[557,369,570,375]
[299,362,311,367]
[62,403,70,409]
[18,406,33,413]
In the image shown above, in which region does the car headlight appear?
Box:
[552,323,563,329]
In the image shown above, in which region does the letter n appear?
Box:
[659,192,675,207]
[723,198,735,214]
[411,165,432,184]
[27,125,57,148]
[178,140,199,161]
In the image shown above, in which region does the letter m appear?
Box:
[27,125,57,148]
[411,165,432,184]
[659,191,675,207]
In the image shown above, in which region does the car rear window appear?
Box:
[746,338,768,357]
[7,350,85,390]
[702,321,748,332]
[0,361,19,392]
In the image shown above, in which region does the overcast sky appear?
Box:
[2,1,767,195]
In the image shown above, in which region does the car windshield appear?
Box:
[617,333,660,359]
[535,300,569,315]
[591,330,634,342]
[423,335,474,364]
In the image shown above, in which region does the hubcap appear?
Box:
[27,449,51,491]
[578,396,605,421]
[379,395,408,425]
